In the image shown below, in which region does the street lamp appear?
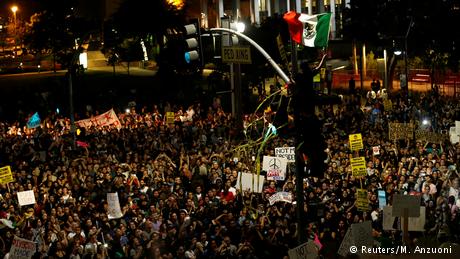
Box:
[10,5,18,57]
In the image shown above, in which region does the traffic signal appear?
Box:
[183,20,202,65]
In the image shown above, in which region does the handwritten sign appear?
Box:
[76,109,121,130]
[269,192,293,205]
[275,147,295,162]
[415,129,447,143]
[349,133,363,151]
[107,193,123,219]
[388,122,414,140]
[262,156,287,181]
[9,236,36,259]
[166,112,175,124]
[383,99,393,111]
[0,165,13,184]
[236,172,265,193]
[350,157,366,177]
[392,194,421,217]
[17,190,36,207]
[356,189,369,212]
[288,241,319,259]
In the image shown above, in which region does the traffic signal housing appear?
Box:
[183,20,202,66]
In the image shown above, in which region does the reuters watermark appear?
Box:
[349,246,454,255]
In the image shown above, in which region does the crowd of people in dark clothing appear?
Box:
[0,86,460,259]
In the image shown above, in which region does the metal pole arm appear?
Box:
[210,27,292,84]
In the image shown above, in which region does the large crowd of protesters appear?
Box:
[0,84,460,259]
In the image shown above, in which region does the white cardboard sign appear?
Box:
[17,190,36,207]
[9,236,36,259]
[275,147,295,162]
[262,155,287,181]
[236,172,265,193]
[107,193,123,219]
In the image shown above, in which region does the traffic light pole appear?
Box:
[209,28,291,84]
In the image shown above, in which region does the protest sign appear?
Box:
[17,190,36,207]
[350,157,366,177]
[76,109,121,130]
[372,146,380,156]
[388,122,414,140]
[275,147,295,162]
[107,193,123,219]
[236,172,265,193]
[0,165,14,184]
[349,133,363,151]
[262,156,287,181]
[26,112,41,129]
[338,228,353,257]
[378,190,386,209]
[288,241,319,259]
[356,189,369,212]
[450,126,459,144]
[268,192,293,205]
[383,206,426,232]
[166,112,175,124]
[338,221,373,257]
[383,99,393,111]
[9,236,36,259]
[415,130,447,143]
[392,194,421,217]
[351,221,373,248]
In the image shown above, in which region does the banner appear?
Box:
[269,192,293,205]
[275,147,295,162]
[107,193,123,219]
[356,189,369,212]
[350,157,366,177]
[0,165,14,184]
[9,236,36,259]
[415,129,447,143]
[17,190,36,206]
[262,156,288,181]
[372,146,380,156]
[76,109,121,130]
[26,112,41,129]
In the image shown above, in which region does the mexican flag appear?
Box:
[283,11,331,48]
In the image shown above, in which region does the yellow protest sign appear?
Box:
[383,99,393,111]
[349,133,363,151]
[166,112,175,124]
[351,157,367,177]
[0,166,14,184]
[357,189,370,212]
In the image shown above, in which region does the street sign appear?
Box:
[222,46,252,64]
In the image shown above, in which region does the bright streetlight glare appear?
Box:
[11,6,18,13]
[394,50,402,56]
[236,22,245,33]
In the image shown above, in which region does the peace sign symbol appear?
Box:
[269,158,280,169]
